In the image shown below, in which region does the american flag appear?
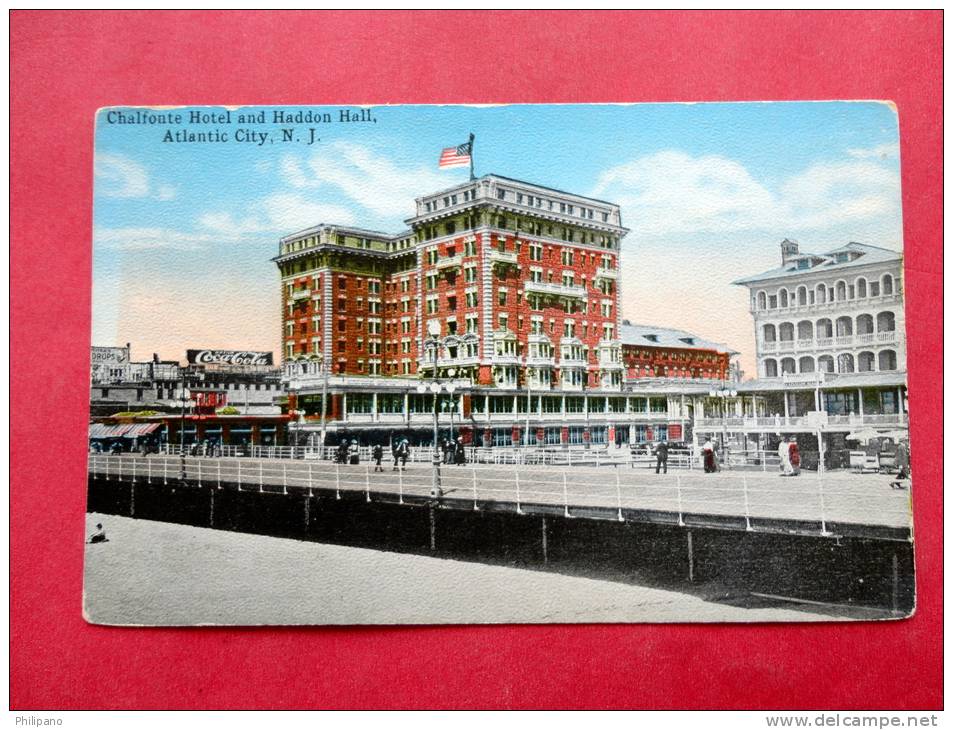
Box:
[438,141,472,169]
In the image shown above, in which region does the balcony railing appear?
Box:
[290,289,311,301]
[695,413,908,430]
[488,249,518,266]
[752,292,903,316]
[525,280,587,300]
[595,267,618,281]
[436,254,464,271]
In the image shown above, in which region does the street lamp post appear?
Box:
[176,371,191,482]
[708,383,738,468]
[417,323,475,497]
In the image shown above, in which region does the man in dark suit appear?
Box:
[654,441,670,474]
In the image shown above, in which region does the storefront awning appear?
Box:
[89,423,161,439]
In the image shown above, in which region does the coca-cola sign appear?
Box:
[187,349,273,366]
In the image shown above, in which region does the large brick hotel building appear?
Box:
[274,174,733,447]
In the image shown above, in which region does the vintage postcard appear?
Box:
[84,102,913,625]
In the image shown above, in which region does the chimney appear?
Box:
[780,238,799,265]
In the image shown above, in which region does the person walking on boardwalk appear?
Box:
[891,439,910,489]
[348,439,360,465]
[778,437,793,476]
[653,440,669,474]
[372,443,384,472]
[788,438,801,476]
[393,438,409,471]
[702,438,716,473]
[454,436,466,465]
[337,440,348,465]
[88,523,108,544]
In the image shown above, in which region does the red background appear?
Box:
[10,11,942,709]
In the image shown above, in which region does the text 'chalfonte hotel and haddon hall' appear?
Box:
[272,172,907,450]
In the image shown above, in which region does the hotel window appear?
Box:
[564,320,575,338]
[498,313,509,330]
[369,301,381,314]
[356,338,364,351]
[401,340,411,353]
[466,291,479,307]
[447,295,457,312]
[562,273,575,288]
[561,250,574,266]
[466,315,479,334]
[401,279,410,292]
[368,281,381,294]
[529,244,543,261]
[464,265,477,283]
[530,268,543,283]
[497,189,506,200]
[426,297,438,314]
[464,240,476,256]
[401,321,411,334]
[401,300,410,313]
[337,298,346,312]
[426,274,438,290]
[604,324,614,340]
[601,302,612,318]
[426,249,438,265]
[285,322,294,337]
[498,290,508,306]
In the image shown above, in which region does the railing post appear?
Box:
[283,462,288,495]
[471,467,477,510]
[562,472,570,518]
[163,458,168,485]
[398,465,404,505]
[259,460,263,490]
[676,473,685,526]
[198,459,202,487]
[217,459,221,488]
[515,470,523,514]
[132,457,136,483]
[237,459,242,489]
[818,475,830,536]
[105,456,110,481]
[335,463,341,500]
[615,470,623,522]
[309,462,313,493]
[742,474,752,531]
[365,464,371,502]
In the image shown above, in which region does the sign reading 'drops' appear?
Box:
[186,349,273,366]
[91,346,129,364]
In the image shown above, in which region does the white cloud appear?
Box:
[285,142,450,220]
[93,227,216,251]
[846,143,899,159]
[95,153,150,198]
[156,184,177,201]
[95,152,179,201]
[259,192,356,232]
[280,155,316,189]
[592,149,900,237]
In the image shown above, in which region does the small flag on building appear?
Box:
[439,131,476,175]
[438,140,472,169]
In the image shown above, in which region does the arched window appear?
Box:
[836,280,847,301]
[877,311,896,332]
[818,355,835,373]
[856,314,874,335]
[780,357,796,375]
[858,351,876,372]
[816,318,833,339]
[878,350,897,371]
[816,284,827,304]
[762,323,776,342]
[797,320,813,341]
[757,291,767,310]
[779,289,789,308]
[837,353,855,373]
[797,286,808,306]
[856,278,867,298]
[798,356,815,373]
[764,359,778,378]
[835,316,853,337]
[882,274,894,296]
[778,322,795,341]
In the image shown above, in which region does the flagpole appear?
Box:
[468,132,475,181]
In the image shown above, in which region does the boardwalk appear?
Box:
[88,454,913,537]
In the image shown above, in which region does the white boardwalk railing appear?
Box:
[87,454,912,533]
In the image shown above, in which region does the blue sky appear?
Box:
[92,102,902,375]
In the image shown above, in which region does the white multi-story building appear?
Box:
[734,239,905,380]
